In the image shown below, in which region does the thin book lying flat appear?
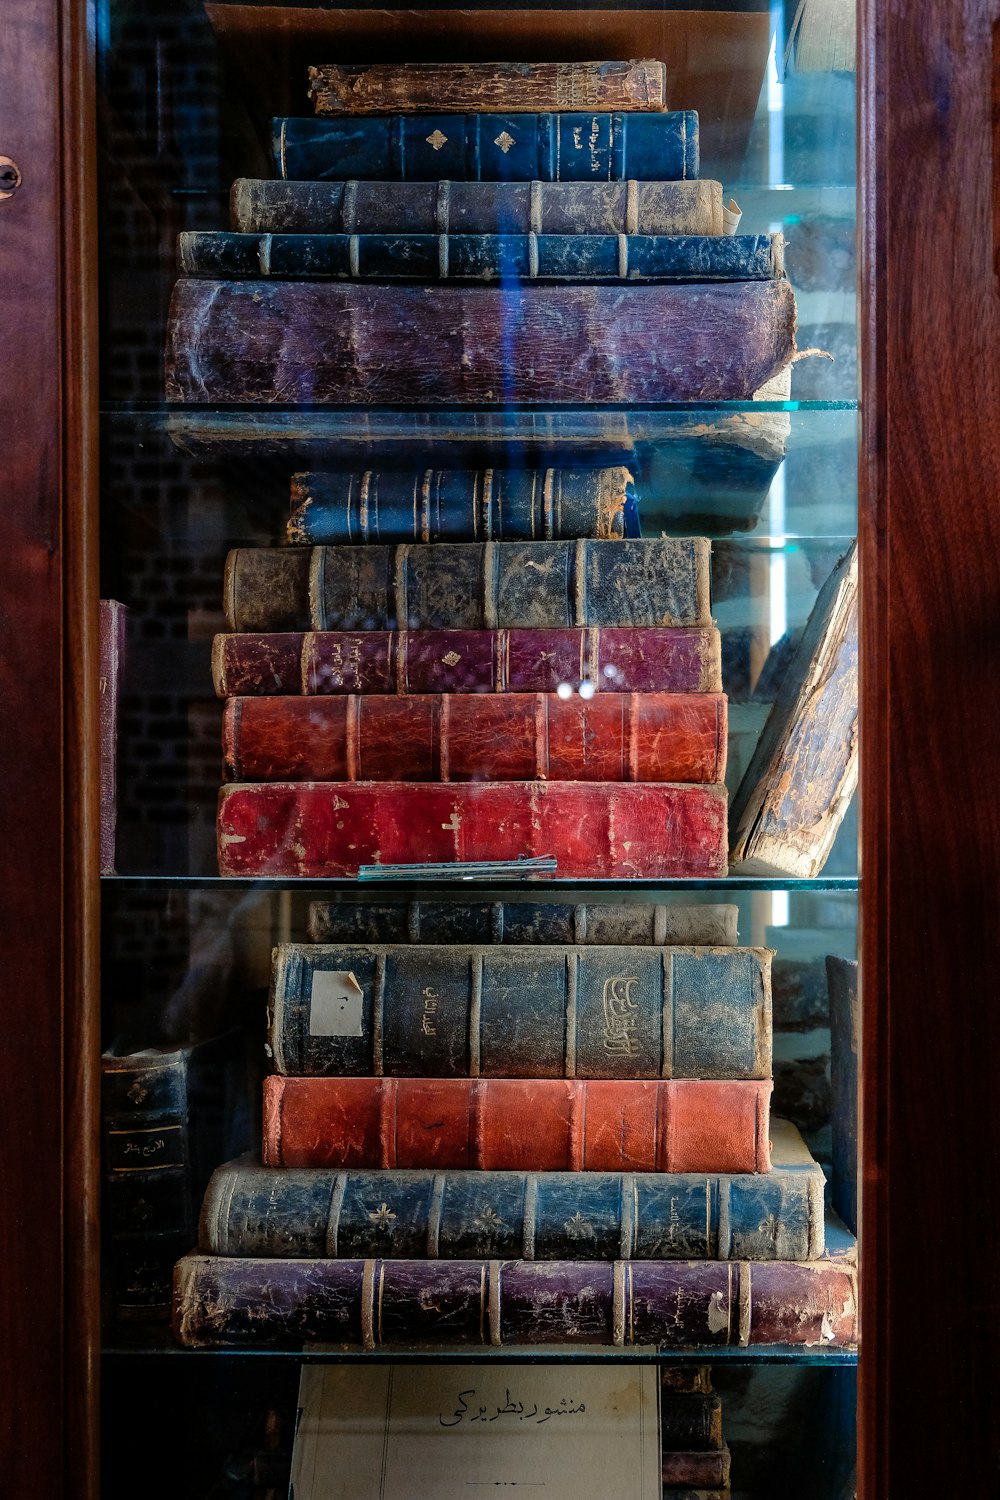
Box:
[177,231,783,284]
[306,60,669,115]
[273,111,699,182]
[211,626,723,698]
[229,177,733,237]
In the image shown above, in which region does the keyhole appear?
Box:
[0,157,22,199]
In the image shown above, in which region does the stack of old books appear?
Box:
[167,58,854,1487]
[165,61,797,407]
[172,891,857,1361]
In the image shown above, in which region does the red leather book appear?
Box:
[211,626,723,698]
[221,693,727,784]
[262,1076,772,1173]
[216,781,728,878]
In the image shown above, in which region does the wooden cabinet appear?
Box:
[1,0,999,1493]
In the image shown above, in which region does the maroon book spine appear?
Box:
[172,1252,857,1350]
[212,626,723,698]
[165,279,797,406]
[221,693,727,784]
[262,1076,771,1173]
[216,781,728,878]
[99,600,127,874]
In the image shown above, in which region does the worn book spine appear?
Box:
[729,541,858,876]
[230,178,726,237]
[307,61,668,115]
[102,1049,194,1320]
[177,231,783,284]
[288,466,636,545]
[827,955,859,1235]
[273,112,699,183]
[99,599,127,875]
[305,900,740,948]
[217,781,729,880]
[165,280,797,407]
[661,1450,731,1488]
[268,941,769,1080]
[262,1076,771,1173]
[221,692,728,785]
[660,1391,724,1449]
[173,1250,856,1349]
[201,1133,822,1262]
[212,626,723,698]
[222,539,712,634]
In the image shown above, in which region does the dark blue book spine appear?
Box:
[287,467,638,544]
[200,1138,822,1262]
[178,231,781,283]
[268,942,772,1081]
[273,111,699,182]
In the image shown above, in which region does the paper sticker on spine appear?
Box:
[310,970,364,1036]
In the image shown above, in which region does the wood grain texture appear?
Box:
[307,59,667,114]
[0,0,99,1493]
[858,0,1000,1494]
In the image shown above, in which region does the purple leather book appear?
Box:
[173,1222,856,1350]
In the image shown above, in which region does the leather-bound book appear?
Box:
[286,466,637,545]
[211,626,723,699]
[201,1120,823,1263]
[267,941,769,1080]
[216,781,729,879]
[165,280,797,406]
[230,178,729,238]
[221,692,727,785]
[221,539,712,634]
[172,1221,857,1350]
[273,111,699,182]
[177,230,783,284]
[261,1076,771,1173]
[306,61,668,115]
[305,899,739,948]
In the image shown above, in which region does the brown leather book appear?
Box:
[307,60,667,115]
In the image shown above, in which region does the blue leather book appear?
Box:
[178,230,782,283]
[199,1119,823,1263]
[273,111,699,182]
[285,465,640,544]
[268,942,772,1080]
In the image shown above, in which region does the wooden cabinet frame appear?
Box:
[3,0,999,1492]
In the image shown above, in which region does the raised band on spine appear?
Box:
[326,1173,347,1255]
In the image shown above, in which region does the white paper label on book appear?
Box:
[309,970,364,1037]
[290,1363,661,1499]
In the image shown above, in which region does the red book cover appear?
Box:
[221,693,727,784]
[217,781,728,878]
[262,1076,772,1174]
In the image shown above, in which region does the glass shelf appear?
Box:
[101,874,860,893]
[103,1342,858,1367]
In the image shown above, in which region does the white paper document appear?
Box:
[289,1362,660,1499]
